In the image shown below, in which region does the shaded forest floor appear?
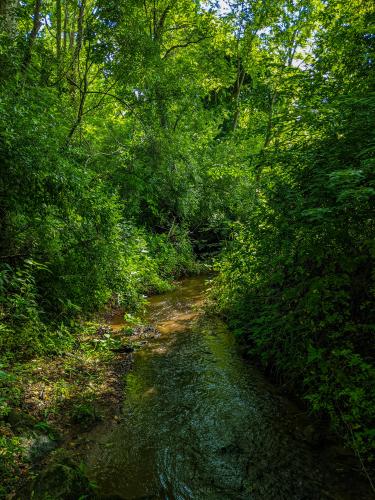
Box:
[0,319,155,498]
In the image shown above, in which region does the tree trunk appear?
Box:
[63,0,68,52]
[22,0,42,73]
[74,0,86,67]
[56,0,62,61]
[55,0,62,88]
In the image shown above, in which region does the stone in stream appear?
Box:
[133,325,161,339]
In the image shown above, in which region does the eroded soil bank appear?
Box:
[83,276,373,500]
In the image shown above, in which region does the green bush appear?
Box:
[212,91,375,459]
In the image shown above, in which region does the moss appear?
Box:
[30,449,96,500]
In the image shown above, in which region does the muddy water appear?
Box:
[88,277,370,499]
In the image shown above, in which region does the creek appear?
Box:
[87,276,370,499]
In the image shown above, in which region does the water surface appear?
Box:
[88,276,371,499]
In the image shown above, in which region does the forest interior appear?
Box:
[0,0,374,498]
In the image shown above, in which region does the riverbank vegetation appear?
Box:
[0,0,374,494]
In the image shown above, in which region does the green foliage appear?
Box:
[146,227,201,280]
[91,332,122,352]
[0,0,373,481]
[0,261,75,359]
[0,0,212,366]
[70,402,101,429]
[212,0,375,460]
[0,435,24,497]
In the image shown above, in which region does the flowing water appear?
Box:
[88,276,371,500]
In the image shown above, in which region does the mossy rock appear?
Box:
[31,449,96,499]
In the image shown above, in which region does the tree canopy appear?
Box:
[0,0,374,481]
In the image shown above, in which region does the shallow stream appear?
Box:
[87,276,371,499]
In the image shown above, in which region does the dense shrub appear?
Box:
[213,91,375,458]
[0,85,200,362]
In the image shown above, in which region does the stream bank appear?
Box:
[2,318,145,498]
[6,276,373,499]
